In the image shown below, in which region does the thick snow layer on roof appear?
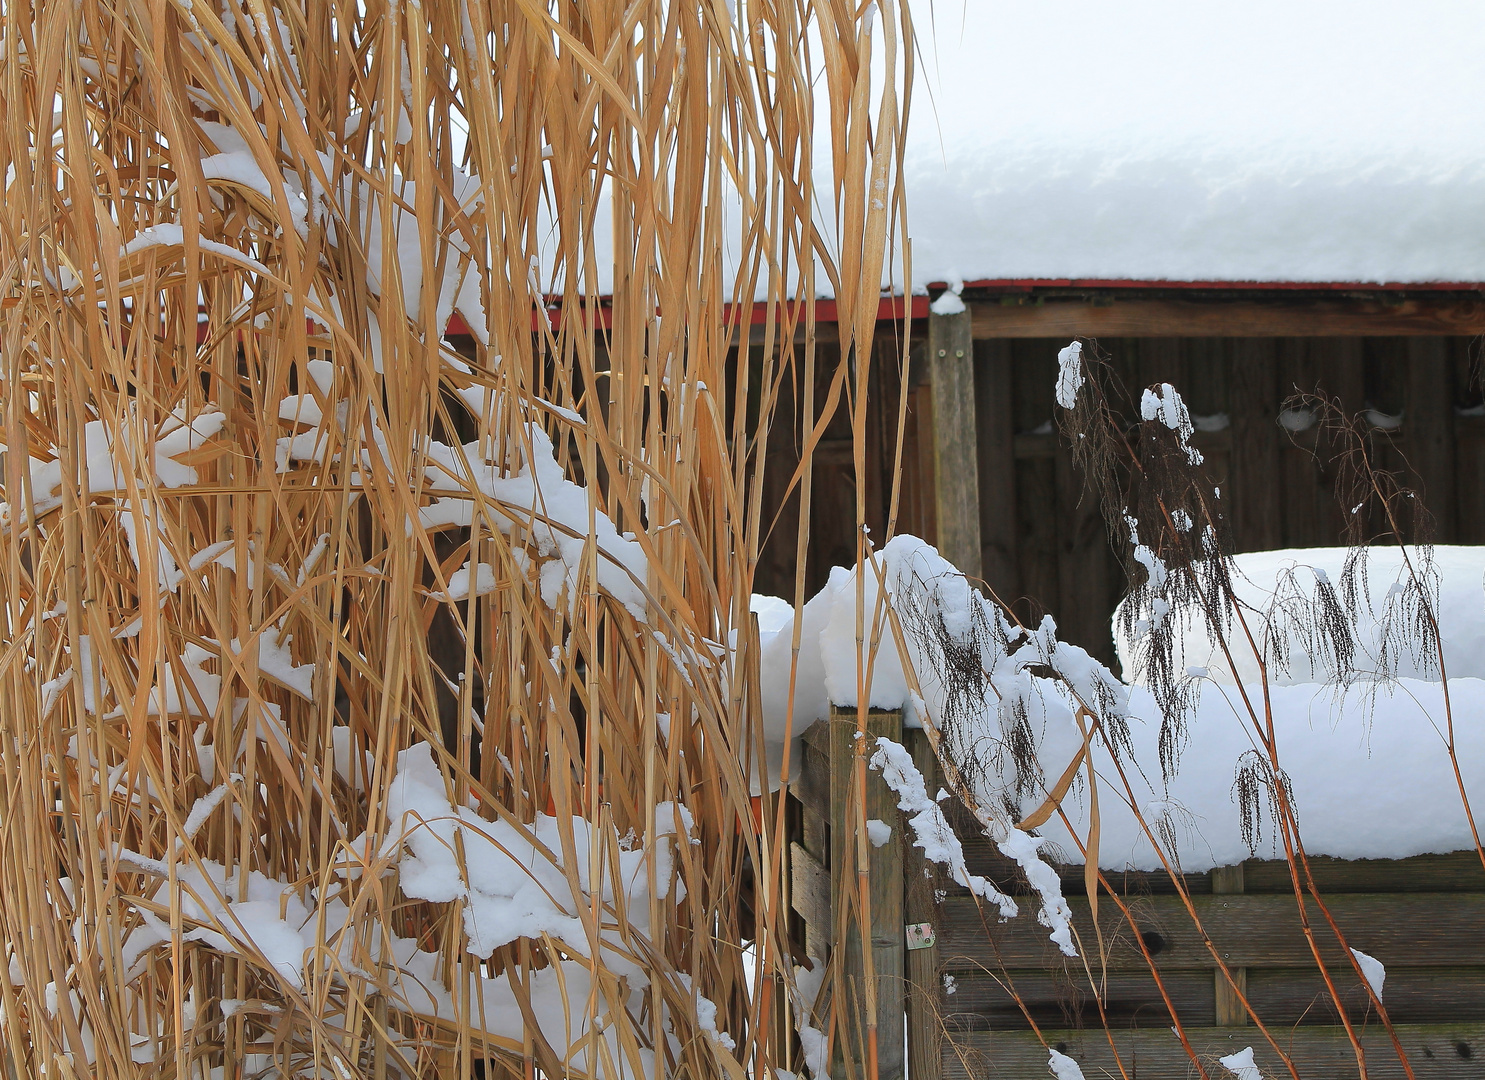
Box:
[904,0,1485,286]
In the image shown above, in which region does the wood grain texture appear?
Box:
[1055,431,1116,664]
[796,723,831,816]
[942,1023,1485,1079]
[1458,416,1485,544]
[929,308,982,580]
[790,841,830,953]
[974,339,1018,605]
[1212,862,1249,1026]
[1230,337,1284,551]
[1408,336,1457,541]
[941,969,1215,1032]
[968,297,1485,338]
[830,707,905,1078]
[1247,966,1485,1027]
[944,846,1485,900]
[795,722,832,960]
[937,892,1485,972]
[942,965,1485,1031]
[1241,852,1485,894]
[904,730,944,1080]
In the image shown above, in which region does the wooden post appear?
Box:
[903,729,943,1080]
[795,723,833,962]
[1212,861,1248,1025]
[929,307,982,579]
[1407,337,1457,542]
[830,706,905,1079]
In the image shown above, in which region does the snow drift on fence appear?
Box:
[756,536,1485,872]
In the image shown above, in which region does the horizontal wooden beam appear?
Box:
[968,297,1485,337]
[942,962,1485,1031]
[944,1023,1485,1079]
[938,892,1485,971]
[944,846,1485,901]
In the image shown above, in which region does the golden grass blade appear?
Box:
[0,1,909,1077]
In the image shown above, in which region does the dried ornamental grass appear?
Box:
[0,0,911,1077]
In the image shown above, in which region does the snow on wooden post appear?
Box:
[830,705,906,1080]
[928,302,982,581]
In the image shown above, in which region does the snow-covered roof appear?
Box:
[904,0,1485,288]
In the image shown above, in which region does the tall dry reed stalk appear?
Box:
[0,0,911,1076]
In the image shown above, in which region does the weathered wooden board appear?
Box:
[1458,416,1485,546]
[1408,336,1458,541]
[930,308,982,579]
[795,724,830,818]
[968,297,1485,338]
[1241,852,1485,895]
[975,339,1018,604]
[942,969,1215,1031]
[943,1023,1485,1079]
[790,841,830,950]
[905,730,944,1080]
[938,966,1485,1032]
[830,707,905,1079]
[1012,428,1233,459]
[1229,337,1284,551]
[1247,966,1485,1027]
[938,892,1485,972]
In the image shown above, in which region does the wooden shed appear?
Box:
[758,285,1485,1077]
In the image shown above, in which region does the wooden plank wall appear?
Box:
[925,758,1485,1078]
[974,335,1485,668]
[752,333,1484,669]
[753,337,934,603]
[786,723,1485,1079]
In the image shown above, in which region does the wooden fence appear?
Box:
[789,710,1485,1079]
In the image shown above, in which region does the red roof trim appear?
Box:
[203,277,1482,346]
[441,294,929,335]
[938,277,1485,294]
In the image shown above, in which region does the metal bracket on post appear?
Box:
[905,923,936,951]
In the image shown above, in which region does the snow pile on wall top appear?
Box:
[756,536,1485,871]
[1115,546,1485,687]
[1041,675,1485,872]
[904,0,1485,286]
